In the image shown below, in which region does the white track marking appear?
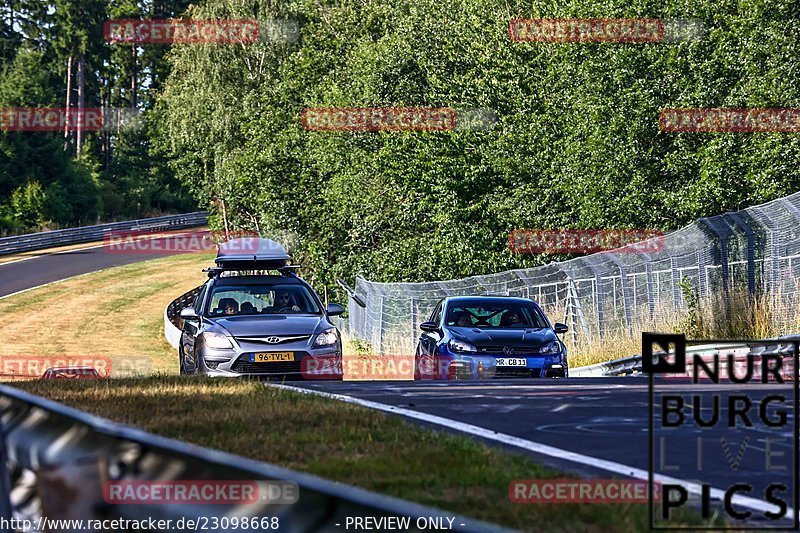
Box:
[269,383,791,518]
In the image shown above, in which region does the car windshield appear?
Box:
[206,283,321,316]
[445,300,549,329]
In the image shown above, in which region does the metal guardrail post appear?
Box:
[0,426,13,532]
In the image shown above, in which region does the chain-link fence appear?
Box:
[347,192,800,356]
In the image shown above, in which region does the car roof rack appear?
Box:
[206,238,299,277]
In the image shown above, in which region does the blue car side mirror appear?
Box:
[326,303,345,316]
[554,322,568,334]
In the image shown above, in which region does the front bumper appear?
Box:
[198,341,342,380]
[426,348,567,380]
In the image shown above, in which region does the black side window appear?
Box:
[194,285,208,313]
[431,302,443,324]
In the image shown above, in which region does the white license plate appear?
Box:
[496,358,527,367]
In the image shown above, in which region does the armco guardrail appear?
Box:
[165,286,203,350]
[571,335,800,377]
[0,386,509,532]
[570,354,644,377]
[0,212,207,255]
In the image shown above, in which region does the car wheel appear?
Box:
[179,346,187,375]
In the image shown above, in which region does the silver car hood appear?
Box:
[210,315,325,336]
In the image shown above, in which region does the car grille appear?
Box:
[477,346,540,355]
[495,367,541,378]
[231,353,307,374]
[234,335,310,346]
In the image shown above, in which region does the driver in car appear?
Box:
[267,290,301,313]
[500,310,526,327]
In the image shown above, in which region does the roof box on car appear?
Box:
[214,238,291,270]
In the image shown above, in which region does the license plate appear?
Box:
[250,352,294,363]
[496,358,527,367]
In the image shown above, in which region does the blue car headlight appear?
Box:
[539,341,562,355]
[448,339,477,353]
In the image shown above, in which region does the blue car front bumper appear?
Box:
[434,346,568,379]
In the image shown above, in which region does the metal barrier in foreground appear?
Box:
[0,386,509,532]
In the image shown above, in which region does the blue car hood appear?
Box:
[451,327,557,349]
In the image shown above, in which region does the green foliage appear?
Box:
[10,181,46,228]
[0,0,196,234]
[676,277,700,336]
[153,0,800,297]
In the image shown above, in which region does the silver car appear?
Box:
[177,239,344,379]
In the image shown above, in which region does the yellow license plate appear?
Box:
[251,352,295,363]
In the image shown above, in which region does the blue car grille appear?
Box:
[477,346,540,355]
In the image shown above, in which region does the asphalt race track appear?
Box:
[289,378,797,527]
[0,237,196,298]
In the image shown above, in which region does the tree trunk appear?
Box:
[102,82,110,170]
[76,54,85,157]
[130,44,137,111]
[220,198,230,240]
[64,55,72,151]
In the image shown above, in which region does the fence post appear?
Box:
[723,213,756,295]
[608,254,633,336]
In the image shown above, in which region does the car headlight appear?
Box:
[313,328,338,347]
[539,341,562,355]
[448,339,477,353]
[202,332,234,350]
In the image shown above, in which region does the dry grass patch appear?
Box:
[0,252,213,375]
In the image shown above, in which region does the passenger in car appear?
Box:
[240,302,256,314]
[455,312,472,327]
[218,298,239,315]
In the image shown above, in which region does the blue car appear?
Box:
[415,296,569,380]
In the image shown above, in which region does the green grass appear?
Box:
[14,375,709,532]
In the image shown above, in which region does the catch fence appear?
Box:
[347,192,800,355]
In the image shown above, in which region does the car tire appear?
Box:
[179,346,187,375]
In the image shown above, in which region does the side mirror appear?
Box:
[326,303,345,316]
[180,307,199,320]
[553,322,568,334]
[419,321,438,332]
